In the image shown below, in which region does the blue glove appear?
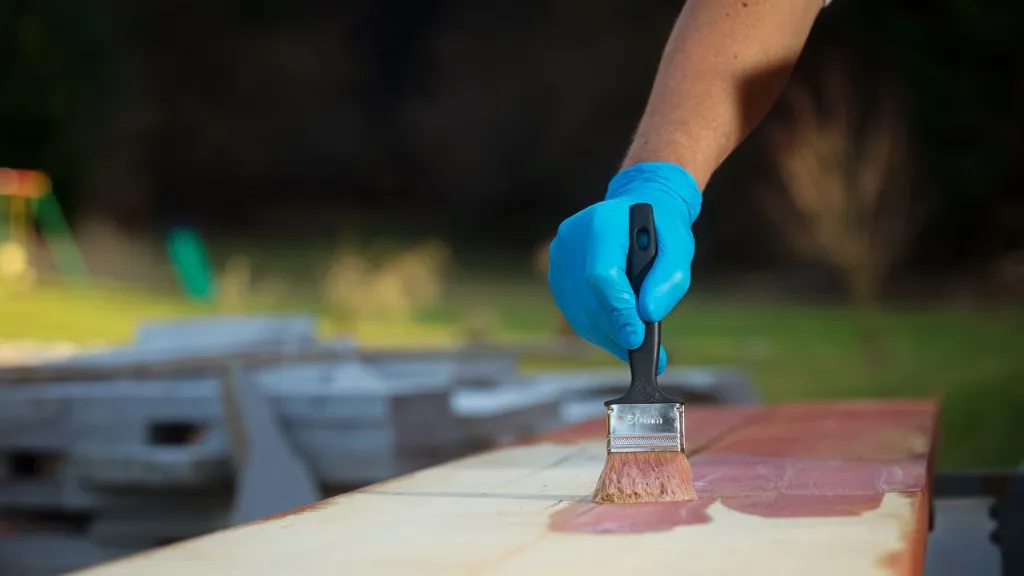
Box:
[547,162,702,374]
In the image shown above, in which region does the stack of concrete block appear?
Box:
[0,314,756,575]
[254,360,469,485]
[0,533,131,576]
[61,315,325,367]
[450,384,563,447]
[361,346,521,389]
[0,316,534,555]
[0,361,504,513]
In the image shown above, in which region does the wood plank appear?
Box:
[73,400,937,576]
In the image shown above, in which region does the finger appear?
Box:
[584,206,645,350]
[657,344,668,375]
[637,230,695,322]
[585,266,644,350]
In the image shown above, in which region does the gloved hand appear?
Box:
[547,162,702,374]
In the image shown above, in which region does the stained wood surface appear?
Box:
[74,400,937,576]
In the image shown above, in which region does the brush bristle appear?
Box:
[592,452,697,504]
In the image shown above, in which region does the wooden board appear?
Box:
[73,400,937,576]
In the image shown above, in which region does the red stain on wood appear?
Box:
[705,400,937,461]
[724,493,884,517]
[691,454,927,495]
[548,492,885,534]
[549,454,911,534]
[549,499,715,533]
[548,400,938,539]
[878,402,938,575]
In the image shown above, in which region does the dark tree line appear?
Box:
[0,0,1020,278]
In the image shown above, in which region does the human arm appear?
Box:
[624,0,826,189]
[547,0,827,372]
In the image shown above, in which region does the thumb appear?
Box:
[586,267,646,351]
[637,231,695,322]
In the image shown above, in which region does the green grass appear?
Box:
[0,283,204,343]
[1,281,1022,471]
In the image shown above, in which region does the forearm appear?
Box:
[623,0,823,189]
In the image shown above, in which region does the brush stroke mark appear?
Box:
[549,499,716,533]
[691,454,928,495]
[704,400,937,461]
[548,492,888,534]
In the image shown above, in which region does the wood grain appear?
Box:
[73,400,937,576]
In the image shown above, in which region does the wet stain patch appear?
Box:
[549,452,926,534]
[549,499,716,534]
[548,492,887,534]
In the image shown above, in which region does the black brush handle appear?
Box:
[605,203,680,406]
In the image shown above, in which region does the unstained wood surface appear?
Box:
[74,400,937,576]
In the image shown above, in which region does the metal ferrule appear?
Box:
[605,403,684,453]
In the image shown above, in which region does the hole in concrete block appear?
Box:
[6,452,62,480]
[147,422,205,446]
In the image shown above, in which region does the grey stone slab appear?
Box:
[87,512,226,547]
[218,364,322,526]
[0,393,72,451]
[23,315,331,375]
[0,480,65,509]
[361,348,520,388]
[134,315,317,351]
[451,382,563,445]
[0,343,545,511]
[926,497,1000,576]
[450,382,561,417]
[359,351,458,385]
[517,366,759,426]
[0,534,134,576]
[70,445,233,489]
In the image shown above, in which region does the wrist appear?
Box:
[604,162,703,224]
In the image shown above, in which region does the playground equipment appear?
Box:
[0,167,216,300]
[0,168,88,286]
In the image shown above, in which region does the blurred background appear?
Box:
[0,0,1022,474]
[0,0,1022,572]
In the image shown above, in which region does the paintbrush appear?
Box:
[592,202,697,504]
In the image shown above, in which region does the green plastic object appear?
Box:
[166,227,217,302]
